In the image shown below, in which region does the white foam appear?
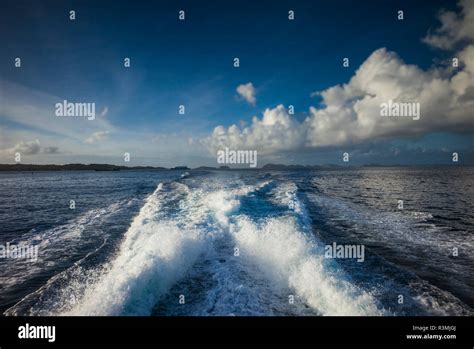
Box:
[230,215,386,316]
[270,182,300,209]
[205,190,242,226]
[270,181,313,229]
[196,180,269,228]
[60,183,207,315]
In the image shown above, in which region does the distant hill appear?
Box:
[192,165,230,170]
[170,166,190,170]
[193,166,218,170]
[262,163,307,170]
[261,163,349,170]
[0,163,167,171]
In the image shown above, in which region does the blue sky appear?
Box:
[0,0,473,166]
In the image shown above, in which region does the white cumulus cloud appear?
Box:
[236,82,257,105]
[205,105,305,154]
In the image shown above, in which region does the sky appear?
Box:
[0,0,473,167]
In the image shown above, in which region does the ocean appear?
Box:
[0,167,472,316]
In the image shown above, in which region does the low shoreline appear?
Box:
[0,163,469,172]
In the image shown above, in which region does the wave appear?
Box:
[0,199,134,292]
[230,182,386,315]
[16,179,269,316]
[187,181,386,315]
[57,183,209,315]
[305,189,474,315]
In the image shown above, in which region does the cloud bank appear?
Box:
[205,0,474,155]
[0,140,60,156]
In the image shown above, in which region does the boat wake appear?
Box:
[5,174,472,316]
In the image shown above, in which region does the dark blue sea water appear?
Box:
[0,167,473,316]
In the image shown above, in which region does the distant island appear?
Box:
[0,163,464,172]
[0,163,167,172]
